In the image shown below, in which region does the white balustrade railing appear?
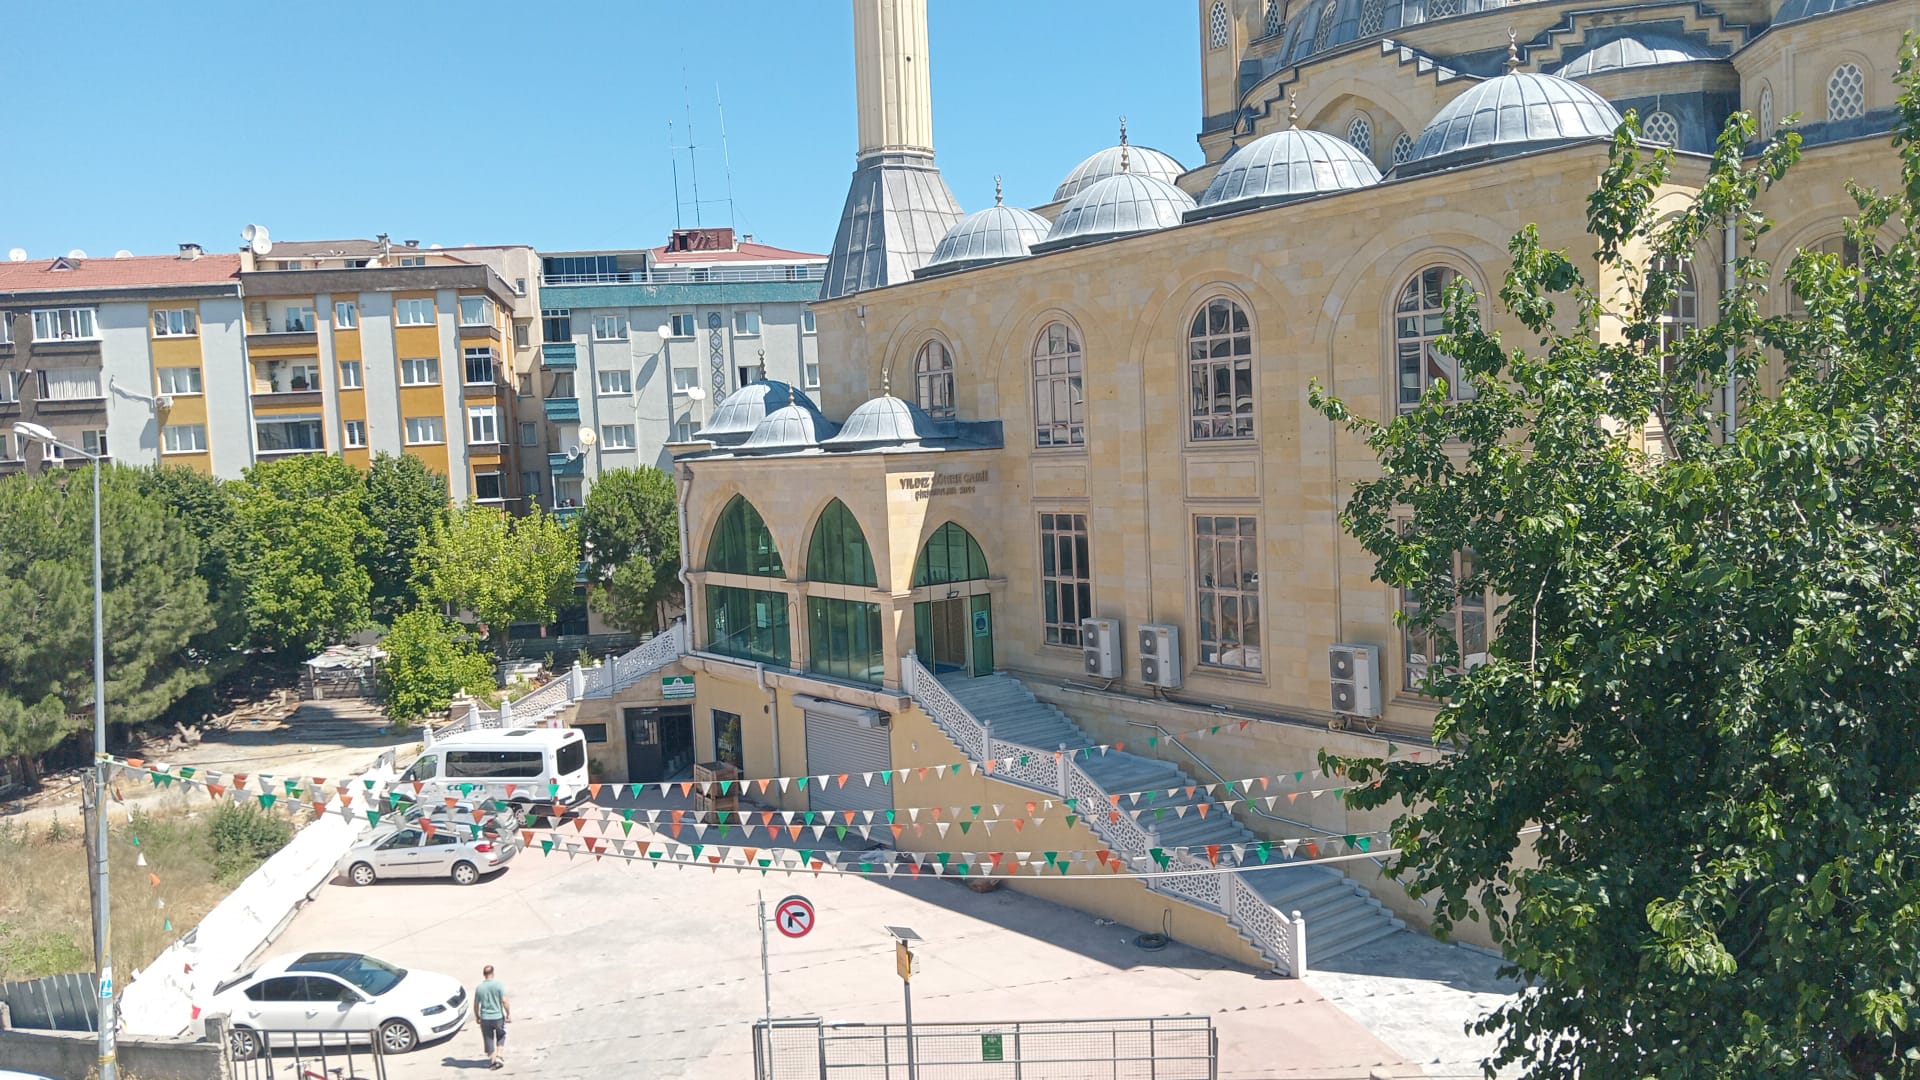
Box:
[427,620,687,744]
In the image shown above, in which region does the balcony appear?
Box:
[539,265,825,286]
[544,396,580,422]
[548,452,584,476]
[541,343,577,369]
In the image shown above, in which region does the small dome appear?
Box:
[1404,71,1622,174]
[917,203,1053,276]
[1774,0,1876,22]
[823,395,946,448]
[1034,172,1197,253]
[738,403,838,452]
[1193,127,1382,217]
[1054,144,1186,202]
[696,380,822,446]
[1553,32,1719,79]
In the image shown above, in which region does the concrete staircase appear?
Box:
[937,672,1404,968]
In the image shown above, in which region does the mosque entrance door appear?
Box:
[916,595,993,678]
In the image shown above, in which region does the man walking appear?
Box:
[474,964,510,1070]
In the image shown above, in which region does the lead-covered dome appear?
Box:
[823,395,946,449]
[1774,0,1877,23]
[1053,144,1186,202]
[1192,127,1382,219]
[1033,172,1197,253]
[1553,32,1720,79]
[1403,71,1622,175]
[739,403,838,453]
[696,380,822,446]
[917,202,1052,277]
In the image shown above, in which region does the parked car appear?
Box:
[391,795,520,838]
[337,823,519,886]
[208,951,467,1057]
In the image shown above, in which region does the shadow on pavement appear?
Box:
[1306,929,1521,995]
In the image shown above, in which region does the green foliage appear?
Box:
[363,453,450,620]
[0,920,88,979]
[414,503,580,651]
[579,466,680,631]
[1314,53,1920,1079]
[0,464,214,762]
[234,455,375,654]
[379,608,496,726]
[206,803,293,885]
[133,465,247,666]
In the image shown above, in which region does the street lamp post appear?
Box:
[16,421,116,1080]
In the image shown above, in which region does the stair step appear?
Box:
[1307,920,1408,963]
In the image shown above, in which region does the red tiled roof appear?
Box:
[649,240,827,265]
[0,253,243,293]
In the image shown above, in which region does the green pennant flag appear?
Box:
[1224,780,1237,795]
[258,793,276,810]
[1066,815,1078,828]
[758,858,772,868]
[936,853,952,867]
[548,783,559,798]
[1019,754,1030,766]
[649,849,662,859]
[1043,852,1058,867]
[690,845,703,859]
[1210,725,1221,735]
[860,862,874,874]
[1353,836,1372,853]
[806,811,820,826]
[1387,742,1399,757]
[1056,861,1070,875]
[1294,771,1305,782]
[880,770,893,784]
[469,824,481,839]
[720,780,734,795]
[130,836,141,847]
[540,840,553,855]
[885,810,897,824]
[958,821,972,835]
[1146,790,1159,804]
[1065,798,1078,811]
[364,779,375,790]
[163,918,173,933]
[795,776,809,791]
[1153,807,1165,820]
[834,825,847,840]
[1149,736,1160,748]
[284,779,299,795]
[367,810,380,826]
[622,808,634,822]
[178,766,196,779]
[1150,847,1170,868]
[620,821,633,836]
[629,783,644,798]
[800,849,814,864]
[389,792,404,807]
[970,805,981,818]
[718,820,734,838]
[459,783,474,797]
[1343,834,1359,850]
[1257,841,1273,862]
[949,763,963,776]
[954,862,971,876]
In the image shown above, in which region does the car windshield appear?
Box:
[289,952,407,996]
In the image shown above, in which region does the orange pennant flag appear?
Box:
[1197,803,1210,818]
[572,818,587,832]
[311,801,325,817]
[890,824,904,839]
[759,811,776,827]
[126,758,145,769]
[837,773,850,789]
[505,784,517,799]
[1026,802,1037,815]
[787,825,803,840]
[445,797,458,810]
[521,830,535,847]
[678,782,693,797]
[743,847,759,862]
[1205,844,1220,866]
[757,778,773,794]
[312,777,327,786]
[207,784,226,798]
[1304,841,1320,859]
[422,821,436,837]
[411,781,423,795]
[1013,819,1025,832]
[148,872,161,888]
[842,810,856,824]
[589,783,603,801]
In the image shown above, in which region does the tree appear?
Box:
[363,453,450,621]
[0,465,213,776]
[134,464,246,649]
[414,504,579,653]
[579,466,680,631]
[234,455,375,655]
[378,608,495,726]
[1312,59,1920,1078]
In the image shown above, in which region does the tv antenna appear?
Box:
[716,83,739,232]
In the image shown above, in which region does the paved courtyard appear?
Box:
[266,806,1513,1079]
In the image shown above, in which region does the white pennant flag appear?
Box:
[862,772,875,787]
[936,822,950,838]
[908,807,921,822]
[810,824,827,839]
[778,777,791,793]
[982,821,996,835]
[992,803,1005,816]
[1283,840,1300,858]
[858,826,872,840]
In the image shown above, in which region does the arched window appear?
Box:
[1395,266,1477,411]
[1209,1,1230,48]
[1426,0,1461,17]
[1758,83,1775,135]
[1188,297,1254,441]
[706,494,783,576]
[1391,131,1416,165]
[1827,63,1866,121]
[1264,0,1287,38]
[1643,110,1679,147]
[914,340,955,419]
[1347,115,1373,157]
[1032,322,1085,447]
[1312,0,1337,51]
[806,499,876,587]
[1654,257,1698,352]
[1357,0,1386,36]
[912,522,989,587]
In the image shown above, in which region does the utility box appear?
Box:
[1081,618,1120,678]
[1138,624,1182,689]
[1328,643,1382,719]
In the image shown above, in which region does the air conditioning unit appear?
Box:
[154,394,173,410]
[1328,643,1382,719]
[1081,618,1119,678]
[1138,624,1181,689]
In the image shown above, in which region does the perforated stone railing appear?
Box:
[901,656,988,761]
[592,622,689,698]
[429,620,687,744]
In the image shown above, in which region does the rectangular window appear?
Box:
[280,305,316,333]
[474,472,504,501]
[273,260,303,271]
[256,417,324,453]
[542,308,571,342]
[400,357,439,386]
[669,313,696,337]
[592,314,628,341]
[514,323,530,349]
[732,310,761,336]
[343,259,369,269]
[574,723,609,744]
[338,360,363,389]
[0,371,19,403]
[801,309,817,334]
[151,308,198,337]
[343,420,367,448]
[162,424,207,453]
[405,416,445,445]
[396,298,435,326]
[554,475,583,507]
[397,256,426,267]
[601,424,635,449]
[1401,547,1489,693]
[253,359,320,393]
[597,368,631,395]
[805,361,820,390]
[32,308,98,341]
[1194,515,1261,672]
[711,710,743,770]
[671,368,699,393]
[520,470,541,497]
[519,421,538,446]
[807,597,885,684]
[468,405,498,444]
[547,371,576,399]
[82,429,107,457]
[1040,512,1093,646]
[704,585,791,666]
[444,750,543,779]
[671,415,695,443]
[463,347,496,385]
[459,296,494,327]
[0,316,10,345]
[38,367,102,400]
[334,301,358,329]
[157,366,202,395]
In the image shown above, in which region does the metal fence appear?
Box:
[222,1025,388,1080]
[0,971,100,1031]
[753,1016,1216,1080]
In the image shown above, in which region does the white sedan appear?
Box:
[208,951,468,1057]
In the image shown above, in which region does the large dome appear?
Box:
[917,202,1052,277]
[823,395,946,449]
[1192,127,1382,219]
[1553,32,1720,79]
[1279,0,1511,67]
[1773,0,1877,22]
[739,403,837,453]
[1403,71,1622,175]
[1053,144,1186,202]
[696,380,822,446]
[1033,172,1197,253]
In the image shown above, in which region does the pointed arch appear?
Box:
[806,499,877,587]
[705,494,783,577]
[913,522,990,587]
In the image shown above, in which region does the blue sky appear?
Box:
[1,1,1200,259]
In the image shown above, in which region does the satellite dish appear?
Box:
[68,249,88,259]
[685,385,707,402]
[429,243,444,250]
[241,224,257,242]
[7,248,26,262]
[245,224,273,257]
[565,444,581,461]
[578,428,599,450]
[114,250,133,259]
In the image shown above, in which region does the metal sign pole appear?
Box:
[897,940,918,1080]
[758,891,772,1025]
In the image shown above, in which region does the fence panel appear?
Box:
[754,1015,1215,1080]
[0,972,98,1032]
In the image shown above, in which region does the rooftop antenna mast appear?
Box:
[668,120,684,230]
[716,83,739,233]
[683,69,704,227]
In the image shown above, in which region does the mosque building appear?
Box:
[580,0,1913,969]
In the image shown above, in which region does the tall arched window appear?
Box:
[1347,115,1373,157]
[1209,1,1230,48]
[1643,110,1679,147]
[1264,0,1287,38]
[703,494,788,664]
[912,523,995,677]
[1188,297,1254,441]
[1827,63,1866,121]
[1391,131,1416,165]
[805,499,883,683]
[914,340,955,419]
[1312,0,1337,51]
[1032,322,1085,448]
[1758,83,1775,135]
[806,499,877,587]
[1395,266,1477,411]
[706,494,783,576]
[912,522,989,586]
[1357,0,1386,36]
[1654,257,1698,352]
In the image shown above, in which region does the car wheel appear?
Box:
[451,860,480,885]
[349,861,377,887]
[379,1018,418,1054]
[228,1025,262,1059]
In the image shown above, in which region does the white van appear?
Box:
[396,728,591,808]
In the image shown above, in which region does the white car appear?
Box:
[336,823,519,886]
[208,951,468,1058]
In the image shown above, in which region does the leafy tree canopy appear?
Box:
[234,455,375,655]
[414,503,579,649]
[578,466,680,631]
[379,608,495,726]
[363,452,450,621]
[134,464,247,650]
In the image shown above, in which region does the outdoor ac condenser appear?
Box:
[1081,618,1120,679]
[1328,643,1382,718]
[1138,624,1181,689]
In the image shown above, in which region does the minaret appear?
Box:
[821,0,965,300]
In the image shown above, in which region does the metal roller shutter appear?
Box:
[803,711,893,816]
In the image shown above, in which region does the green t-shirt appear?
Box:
[475,978,507,1021]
